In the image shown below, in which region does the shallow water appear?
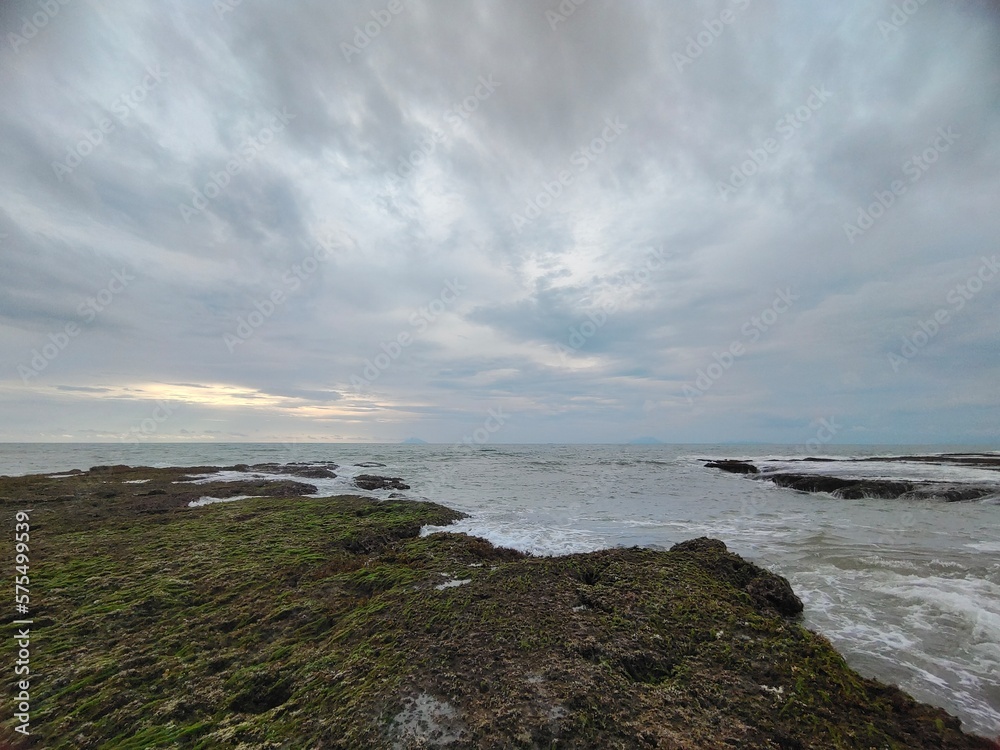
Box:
[2,442,998,737]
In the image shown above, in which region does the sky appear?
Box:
[0,0,999,445]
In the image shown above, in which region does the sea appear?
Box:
[2,442,998,738]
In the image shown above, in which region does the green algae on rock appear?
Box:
[1,465,995,749]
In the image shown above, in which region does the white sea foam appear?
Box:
[791,563,1000,736]
[178,465,395,499]
[421,518,606,557]
[967,541,1000,553]
[434,578,471,591]
[188,494,252,507]
[757,457,1000,486]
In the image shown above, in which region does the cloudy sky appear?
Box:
[1,0,998,445]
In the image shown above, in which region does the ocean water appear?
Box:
[2,442,999,738]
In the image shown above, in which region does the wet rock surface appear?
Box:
[765,473,996,502]
[767,473,914,499]
[704,459,760,474]
[237,461,339,479]
[859,453,1000,470]
[355,474,411,491]
[705,456,999,502]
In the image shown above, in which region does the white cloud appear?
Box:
[0,0,998,443]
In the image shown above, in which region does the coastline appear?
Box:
[705,453,1000,502]
[2,463,997,748]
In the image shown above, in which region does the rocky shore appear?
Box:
[2,464,997,749]
[705,453,1000,502]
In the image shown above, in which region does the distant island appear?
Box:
[401,437,428,444]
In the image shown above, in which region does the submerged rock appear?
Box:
[767,473,914,498]
[705,459,760,474]
[739,455,1000,503]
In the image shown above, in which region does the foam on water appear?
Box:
[188,495,252,507]
[791,562,1000,736]
[756,456,1000,486]
[968,541,1000,553]
[179,464,402,500]
[421,518,607,557]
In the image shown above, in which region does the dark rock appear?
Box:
[768,474,913,499]
[705,459,759,474]
[232,480,317,498]
[289,466,337,479]
[904,484,997,503]
[860,453,1000,469]
[354,474,410,491]
[239,463,338,479]
[745,574,804,617]
[926,486,995,502]
[670,537,728,554]
[246,463,286,473]
[759,472,997,503]
[89,464,133,473]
